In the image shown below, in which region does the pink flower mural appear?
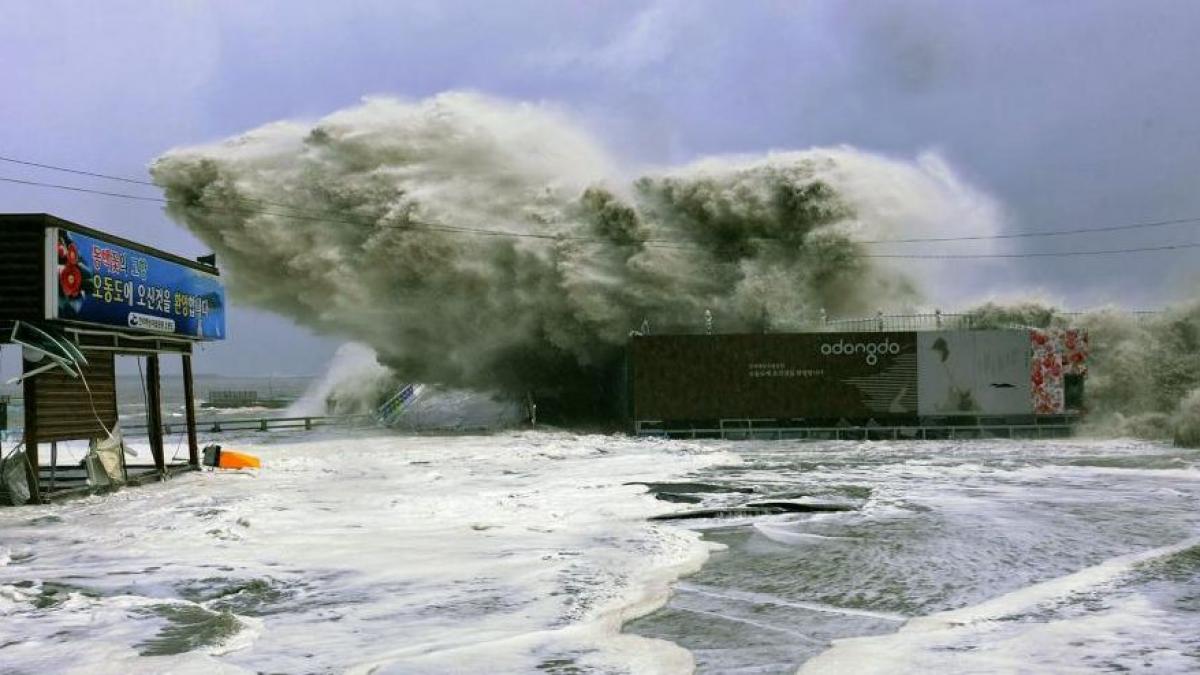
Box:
[1030,328,1089,414]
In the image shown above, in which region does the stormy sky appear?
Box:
[2,0,1198,376]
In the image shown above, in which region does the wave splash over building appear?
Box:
[150,92,1002,422]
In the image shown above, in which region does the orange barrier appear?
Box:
[217,450,261,470]
[202,444,261,470]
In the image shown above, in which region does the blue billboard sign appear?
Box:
[47,228,226,340]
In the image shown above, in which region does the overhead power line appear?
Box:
[0,175,630,243]
[0,154,158,187]
[864,243,1200,258]
[0,154,368,221]
[5,153,1200,246]
[1,172,1198,260]
[857,216,1200,244]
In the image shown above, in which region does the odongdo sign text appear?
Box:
[46,228,226,340]
[820,338,903,365]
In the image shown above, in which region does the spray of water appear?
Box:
[962,300,1200,443]
[286,342,393,417]
[151,93,1002,421]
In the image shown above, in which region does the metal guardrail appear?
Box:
[635,416,1078,441]
[2,414,498,440]
[121,414,374,435]
[636,424,1075,441]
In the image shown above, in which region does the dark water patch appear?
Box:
[650,507,794,521]
[624,603,831,674]
[1133,544,1200,584]
[534,649,597,674]
[7,550,36,564]
[535,657,585,674]
[743,501,856,513]
[825,484,873,500]
[1063,454,1197,470]
[175,576,295,616]
[627,481,756,495]
[32,581,101,609]
[654,492,703,504]
[135,603,242,656]
[760,484,873,502]
[26,514,64,526]
[651,501,856,521]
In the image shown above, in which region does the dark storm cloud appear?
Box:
[3,0,1199,378]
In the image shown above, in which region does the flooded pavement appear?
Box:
[0,432,731,674]
[2,433,1197,673]
[626,439,1200,673]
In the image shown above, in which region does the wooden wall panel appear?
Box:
[30,351,119,442]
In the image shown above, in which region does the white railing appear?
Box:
[634,309,1161,336]
[818,310,1161,333]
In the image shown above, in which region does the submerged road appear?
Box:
[627,438,1200,673]
[1,432,1197,673]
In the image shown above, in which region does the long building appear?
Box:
[628,328,1088,440]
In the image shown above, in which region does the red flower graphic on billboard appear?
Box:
[59,241,83,298]
[55,231,92,315]
[60,263,82,297]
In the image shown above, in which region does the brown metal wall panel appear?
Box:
[31,351,119,442]
[631,332,918,422]
[0,215,47,321]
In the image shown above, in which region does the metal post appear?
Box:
[22,362,41,503]
[145,355,166,476]
[119,432,129,482]
[49,441,57,492]
[181,353,199,468]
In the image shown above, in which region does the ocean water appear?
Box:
[625,438,1200,673]
[1,433,1197,673]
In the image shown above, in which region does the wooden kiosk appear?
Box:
[0,213,225,503]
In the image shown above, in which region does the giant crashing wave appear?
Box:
[150,92,1003,424]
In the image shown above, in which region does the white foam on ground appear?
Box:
[0,431,736,673]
